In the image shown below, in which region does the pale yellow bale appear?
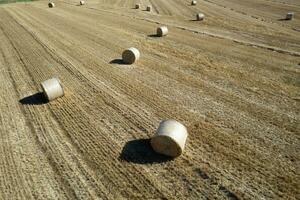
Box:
[286,12,294,20]
[196,13,205,21]
[122,47,140,64]
[151,120,188,157]
[146,5,152,12]
[41,78,64,101]
[48,2,55,8]
[157,26,168,37]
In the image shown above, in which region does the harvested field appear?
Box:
[0,0,299,199]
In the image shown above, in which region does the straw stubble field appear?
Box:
[0,0,299,199]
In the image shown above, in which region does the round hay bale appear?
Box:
[80,0,85,5]
[41,78,64,101]
[196,13,205,21]
[135,4,140,9]
[122,47,140,64]
[286,12,294,20]
[151,119,188,157]
[146,5,152,12]
[48,2,55,8]
[157,26,168,37]
[191,0,197,5]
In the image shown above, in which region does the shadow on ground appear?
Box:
[19,92,47,105]
[148,34,160,38]
[109,59,129,65]
[119,139,172,164]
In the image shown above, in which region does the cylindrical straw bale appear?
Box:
[146,5,152,12]
[191,0,197,5]
[286,12,294,20]
[122,47,140,64]
[48,2,55,8]
[157,26,168,37]
[151,119,188,157]
[196,13,205,21]
[80,1,85,5]
[41,78,64,101]
[135,4,140,9]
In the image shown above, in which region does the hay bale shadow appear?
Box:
[148,34,160,38]
[109,58,129,65]
[119,139,172,164]
[278,18,289,21]
[19,92,48,105]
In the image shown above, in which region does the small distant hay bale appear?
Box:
[191,0,197,5]
[48,2,55,8]
[146,5,152,12]
[151,119,188,158]
[157,26,168,37]
[196,13,205,21]
[286,12,294,20]
[80,0,85,5]
[41,78,64,101]
[122,47,140,64]
[135,4,140,9]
